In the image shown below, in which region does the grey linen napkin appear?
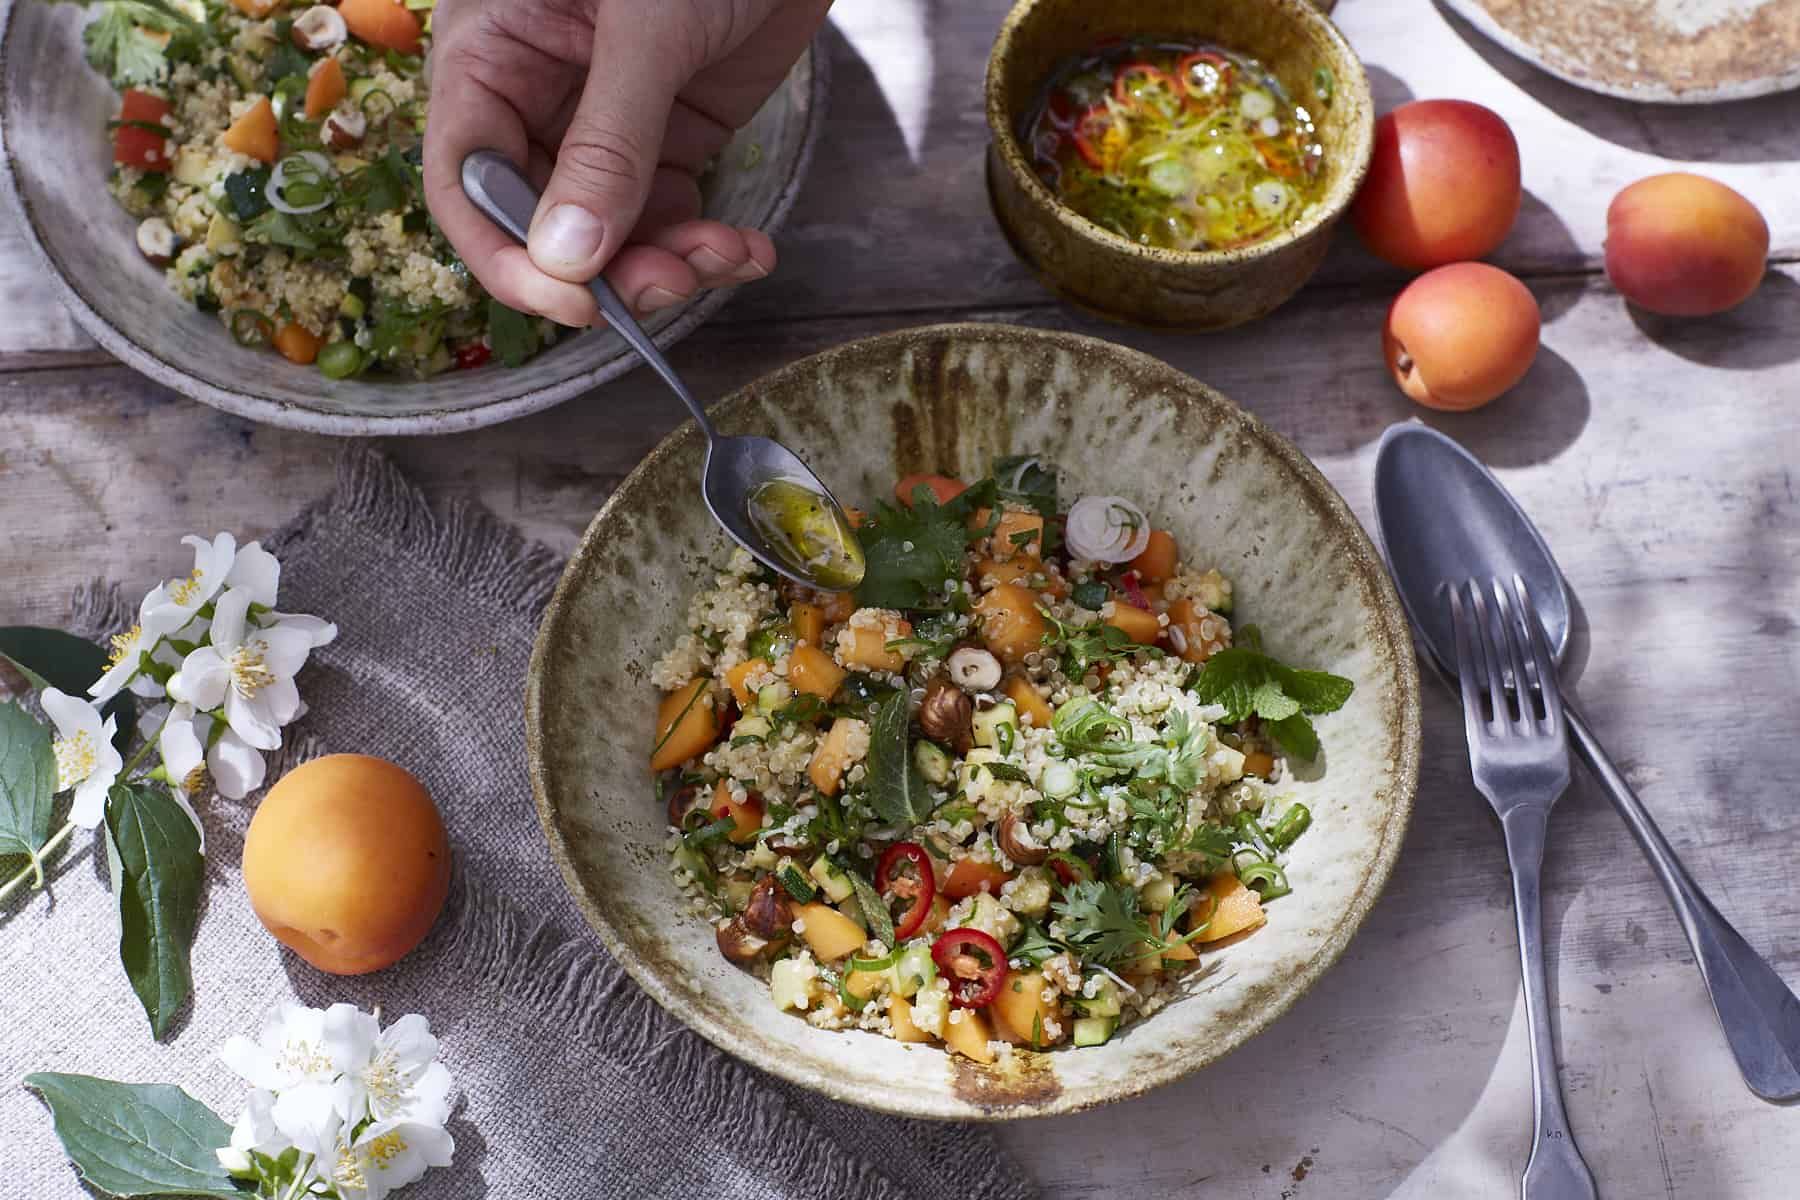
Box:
[0,447,1039,1200]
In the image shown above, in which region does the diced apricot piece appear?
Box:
[1166,598,1231,664]
[808,717,863,796]
[942,858,1013,900]
[339,0,423,54]
[992,968,1064,1048]
[1127,912,1198,973]
[725,658,767,707]
[221,96,279,163]
[1003,676,1054,730]
[1605,173,1768,316]
[1106,600,1161,645]
[273,323,322,365]
[796,902,866,961]
[789,602,825,648]
[942,1008,997,1063]
[894,473,966,506]
[649,679,719,770]
[974,583,1049,665]
[707,780,764,845]
[229,0,280,15]
[984,510,1044,562]
[1384,263,1540,411]
[1189,873,1267,943]
[1128,529,1178,582]
[836,619,909,672]
[113,89,173,171]
[975,557,1068,598]
[304,56,346,121]
[1242,750,1276,778]
[788,643,845,700]
[1352,99,1521,270]
[889,994,934,1043]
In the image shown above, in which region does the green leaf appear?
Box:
[1265,712,1321,762]
[1277,664,1356,714]
[847,870,896,949]
[1051,880,1154,967]
[0,626,137,753]
[487,300,539,367]
[854,479,995,610]
[0,701,57,885]
[24,1072,241,1199]
[1191,645,1353,735]
[864,691,931,829]
[992,454,1059,518]
[104,783,204,1039]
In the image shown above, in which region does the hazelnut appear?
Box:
[291,5,348,51]
[323,103,366,149]
[947,645,1002,692]
[665,783,702,828]
[918,677,973,754]
[996,811,1047,866]
[135,217,179,266]
[741,876,794,941]
[715,918,768,965]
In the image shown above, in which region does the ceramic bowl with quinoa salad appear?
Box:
[0,0,824,432]
[646,456,1356,1063]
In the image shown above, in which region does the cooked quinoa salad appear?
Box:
[80,0,557,377]
[649,457,1354,1060]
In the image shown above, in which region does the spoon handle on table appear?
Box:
[1566,702,1800,1100]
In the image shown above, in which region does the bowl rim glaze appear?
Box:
[984,0,1374,269]
[0,2,828,437]
[525,322,1422,1120]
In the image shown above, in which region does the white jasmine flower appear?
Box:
[146,532,236,627]
[338,1012,450,1124]
[89,591,182,704]
[207,725,267,800]
[221,1003,362,1095]
[270,611,339,649]
[217,1087,287,1174]
[167,588,312,751]
[40,688,121,829]
[146,703,206,844]
[225,540,281,607]
[329,1117,456,1200]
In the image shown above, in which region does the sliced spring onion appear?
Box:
[847,950,899,972]
[1268,802,1311,850]
[1238,861,1290,900]
[267,151,337,215]
[229,309,273,346]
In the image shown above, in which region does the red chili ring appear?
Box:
[875,841,937,941]
[930,927,1010,1008]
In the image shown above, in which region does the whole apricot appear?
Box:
[1383,263,1540,411]
[1604,173,1767,316]
[1352,100,1522,270]
[243,754,450,975]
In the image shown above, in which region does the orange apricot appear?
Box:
[1352,100,1521,271]
[1604,173,1768,316]
[1382,263,1540,411]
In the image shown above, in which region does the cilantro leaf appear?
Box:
[72,1,201,87]
[1192,645,1353,761]
[1052,880,1155,967]
[854,479,993,610]
[486,300,538,367]
[865,691,932,828]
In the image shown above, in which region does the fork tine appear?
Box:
[1489,577,1535,731]
[1448,584,1489,739]
[1467,579,1509,734]
[1514,574,1565,734]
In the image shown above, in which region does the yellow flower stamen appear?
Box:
[279,1038,332,1078]
[166,568,203,607]
[107,626,141,669]
[53,731,98,790]
[333,1142,367,1189]
[229,644,274,698]
[364,1131,409,1168]
[182,764,211,797]
[364,1051,405,1113]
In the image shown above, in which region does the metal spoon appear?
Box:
[459,151,864,591]
[1374,421,1800,1102]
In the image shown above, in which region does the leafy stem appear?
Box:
[0,819,75,904]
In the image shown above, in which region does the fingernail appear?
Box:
[730,259,769,283]
[686,246,737,277]
[637,285,687,313]
[529,204,604,271]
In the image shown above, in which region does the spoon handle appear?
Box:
[1566,701,1800,1100]
[458,150,716,439]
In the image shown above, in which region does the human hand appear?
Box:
[423,0,831,327]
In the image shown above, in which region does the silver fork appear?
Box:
[1451,575,1600,1200]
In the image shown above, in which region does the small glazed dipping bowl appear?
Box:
[985,0,1373,330]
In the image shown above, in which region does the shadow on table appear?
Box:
[1410,343,1590,469]
[1435,2,1800,165]
[1626,272,1800,370]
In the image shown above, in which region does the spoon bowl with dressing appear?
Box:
[460,151,864,591]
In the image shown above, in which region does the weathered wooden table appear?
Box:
[4,2,1796,1195]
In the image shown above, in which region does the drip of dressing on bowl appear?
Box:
[746,479,866,590]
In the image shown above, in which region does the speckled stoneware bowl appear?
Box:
[985,0,1373,330]
[0,1,825,436]
[527,323,1420,1120]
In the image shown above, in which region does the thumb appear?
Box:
[527,14,687,282]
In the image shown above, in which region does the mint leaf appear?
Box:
[1276,664,1355,714]
[1265,713,1321,761]
[104,783,204,1039]
[847,870,896,949]
[0,626,136,752]
[0,701,57,884]
[24,1072,241,1199]
[865,691,931,828]
[487,300,539,367]
[854,480,994,610]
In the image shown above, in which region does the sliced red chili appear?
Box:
[454,342,493,370]
[1177,51,1234,100]
[1071,103,1115,170]
[1046,850,1094,888]
[930,927,1009,1008]
[1118,570,1152,611]
[1113,62,1179,111]
[875,841,937,941]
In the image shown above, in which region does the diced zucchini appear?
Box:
[732,715,772,742]
[226,55,257,91]
[723,877,754,910]
[776,864,817,903]
[747,841,778,870]
[1070,978,1122,1018]
[1007,865,1053,918]
[972,701,1017,748]
[808,856,855,903]
[959,748,1001,804]
[757,681,793,714]
[913,739,953,786]
[348,76,382,104]
[1072,1016,1119,1047]
[954,892,1020,949]
[672,845,715,894]
[908,986,949,1036]
[1140,875,1176,913]
[893,942,937,997]
[205,213,242,256]
[769,958,815,1012]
